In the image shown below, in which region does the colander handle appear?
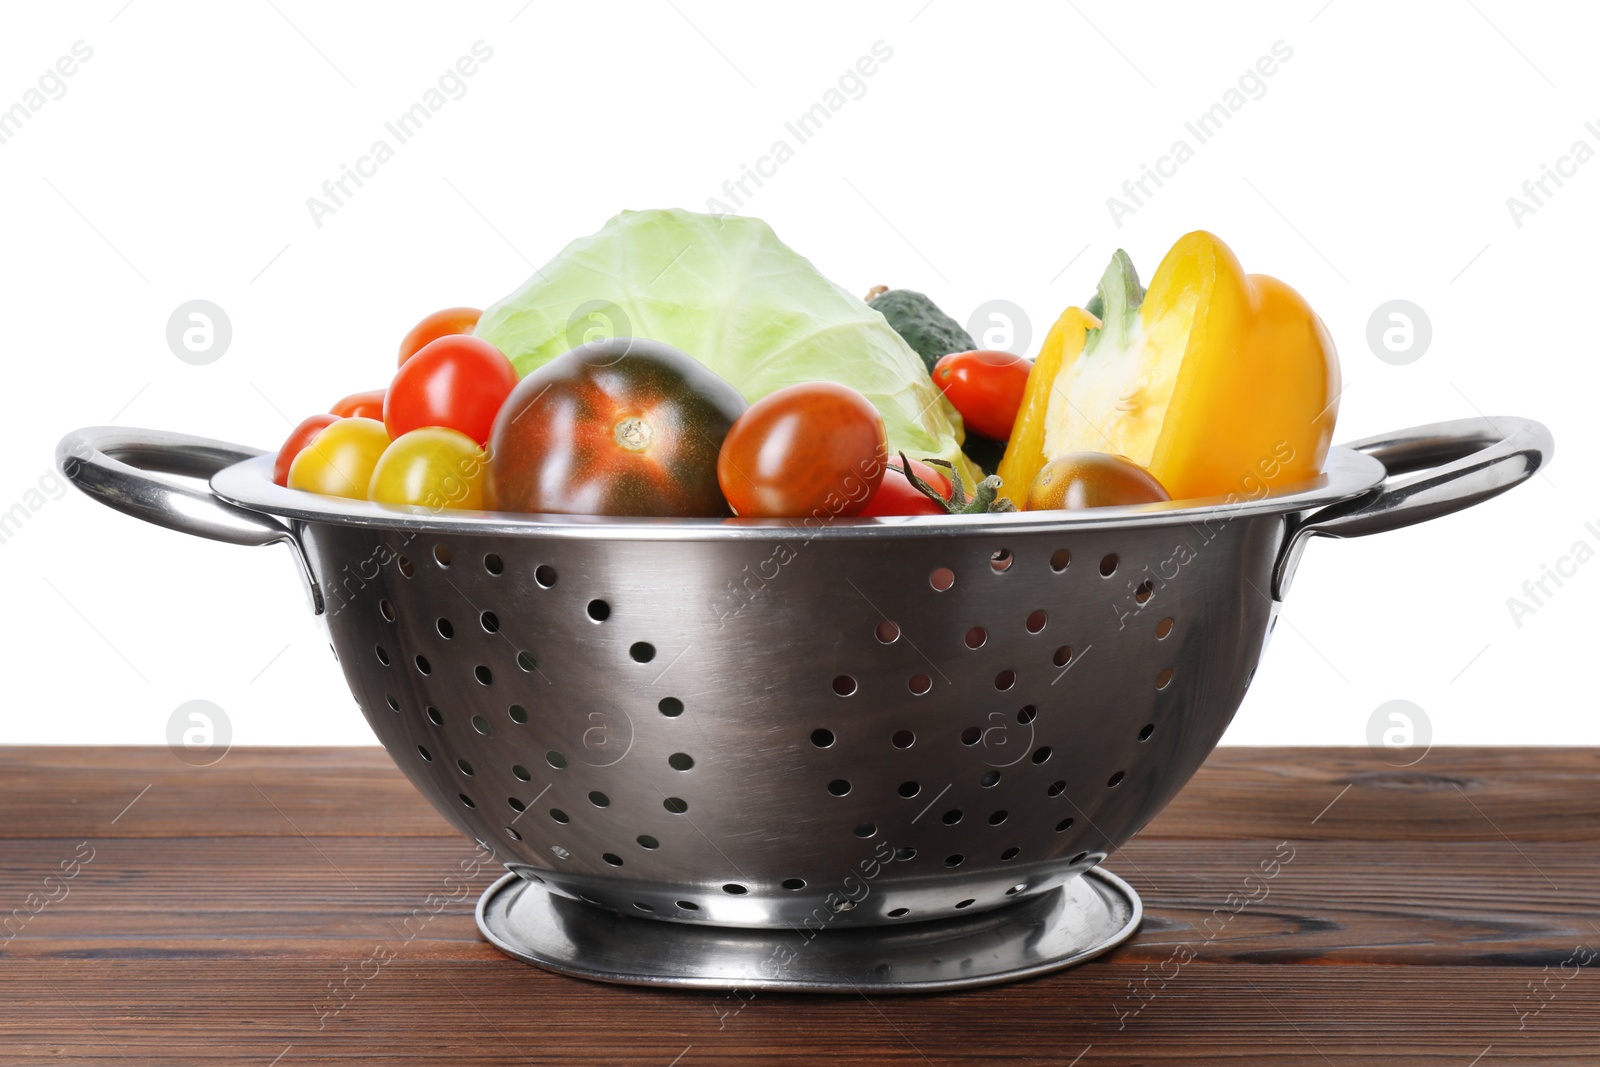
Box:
[1273,415,1553,598]
[56,426,324,613]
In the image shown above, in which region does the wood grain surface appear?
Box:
[1,746,1594,1065]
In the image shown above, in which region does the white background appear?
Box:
[1,0,1591,748]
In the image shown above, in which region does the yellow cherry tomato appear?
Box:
[287,417,390,499]
[368,427,486,511]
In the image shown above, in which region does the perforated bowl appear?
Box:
[59,417,1549,990]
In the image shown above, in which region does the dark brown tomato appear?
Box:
[716,382,887,519]
[1025,452,1171,510]
[486,338,747,517]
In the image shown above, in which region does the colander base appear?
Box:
[475,868,1141,992]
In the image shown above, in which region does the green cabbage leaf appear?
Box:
[475,208,969,474]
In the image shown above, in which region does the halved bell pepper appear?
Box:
[997,232,1340,505]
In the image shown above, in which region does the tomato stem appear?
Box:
[901,452,1018,514]
[613,416,654,452]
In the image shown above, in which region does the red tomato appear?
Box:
[860,457,954,517]
[718,382,887,519]
[399,306,481,365]
[331,388,386,421]
[385,335,517,445]
[487,338,747,517]
[272,413,340,487]
[933,350,1033,440]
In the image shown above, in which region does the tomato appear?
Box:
[331,388,386,420]
[272,413,339,487]
[1025,452,1171,510]
[933,350,1033,441]
[369,427,486,511]
[287,418,390,499]
[384,335,517,445]
[718,382,887,519]
[860,456,953,517]
[487,338,747,517]
[399,306,481,365]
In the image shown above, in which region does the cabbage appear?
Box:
[474,208,970,474]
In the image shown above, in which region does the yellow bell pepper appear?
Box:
[997,231,1340,505]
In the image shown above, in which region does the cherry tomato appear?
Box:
[399,306,482,365]
[718,382,887,519]
[385,335,517,445]
[933,350,1033,441]
[369,427,486,511]
[287,418,390,499]
[1025,453,1170,511]
[488,338,747,517]
[860,456,953,517]
[272,413,339,487]
[331,388,386,420]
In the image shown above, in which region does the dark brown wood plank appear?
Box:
[1,963,1592,1065]
[1139,746,1600,842]
[1,746,1594,1066]
[0,837,1592,968]
[0,746,446,839]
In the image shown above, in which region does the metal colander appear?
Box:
[59,416,1550,990]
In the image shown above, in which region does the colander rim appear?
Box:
[210,447,1385,541]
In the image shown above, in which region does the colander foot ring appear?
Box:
[475,869,1141,993]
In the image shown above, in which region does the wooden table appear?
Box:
[2,746,1594,1065]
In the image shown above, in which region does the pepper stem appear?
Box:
[1082,249,1145,357]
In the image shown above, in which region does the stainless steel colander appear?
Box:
[59,416,1550,991]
